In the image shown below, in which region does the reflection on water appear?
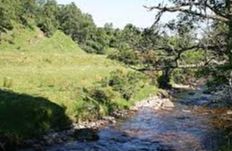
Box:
[47,89,232,151]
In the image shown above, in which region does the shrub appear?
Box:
[74,100,100,122]
[81,45,96,54]
[198,67,230,89]
[82,40,106,54]
[77,70,149,121]
[37,19,57,37]
[75,86,121,120]
[85,86,117,104]
[108,49,139,65]
[171,68,197,85]
[104,69,147,100]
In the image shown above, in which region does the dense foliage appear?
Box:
[144,0,232,90]
[0,0,112,54]
[74,69,154,121]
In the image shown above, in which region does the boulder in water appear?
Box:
[202,90,212,95]
[161,98,175,109]
[73,128,99,141]
[227,110,232,115]
[188,92,195,96]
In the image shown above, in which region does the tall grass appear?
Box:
[0,51,126,119]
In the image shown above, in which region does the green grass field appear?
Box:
[0,51,128,117]
[0,26,157,139]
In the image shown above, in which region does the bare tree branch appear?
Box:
[144,5,229,22]
[156,43,226,53]
[205,2,227,18]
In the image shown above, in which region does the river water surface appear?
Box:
[46,88,232,151]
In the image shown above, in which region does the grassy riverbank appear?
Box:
[0,26,158,140]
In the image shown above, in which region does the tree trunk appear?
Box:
[158,67,172,89]
[227,0,232,66]
[225,0,232,87]
[228,22,232,67]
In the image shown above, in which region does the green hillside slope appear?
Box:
[0,24,85,53]
[0,26,157,140]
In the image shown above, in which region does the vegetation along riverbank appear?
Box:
[0,0,232,150]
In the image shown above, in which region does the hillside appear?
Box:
[0,26,157,140]
[0,24,85,53]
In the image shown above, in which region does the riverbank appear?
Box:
[36,86,232,151]
[16,91,175,150]
[18,86,195,150]
[0,51,158,151]
[16,86,232,151]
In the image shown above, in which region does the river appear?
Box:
[42,88,232,151]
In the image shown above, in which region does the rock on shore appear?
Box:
[131,96,175,111]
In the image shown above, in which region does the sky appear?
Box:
[57,0,174,29]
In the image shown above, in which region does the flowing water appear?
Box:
[45,88,232,151]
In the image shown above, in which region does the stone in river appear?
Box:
[188,92,195,96]
[227,110,232,115]
[73,128,99,141]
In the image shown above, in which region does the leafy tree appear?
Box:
[118,24,142,50]
[103,23,119,47]
[57,3,98,52]
[36,0,59,36]
[0,0,16,34]
[87,27,109,54]
[57,3,83,41]
[18,0,38,26]
[144,0,232,87]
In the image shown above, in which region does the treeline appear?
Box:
[0,0,158,54]
[0,0,96,53]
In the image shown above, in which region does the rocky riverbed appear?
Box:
[19,87,232,151]
[18,93,176,151]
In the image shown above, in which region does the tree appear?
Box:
[0,0,22,34]
[36,0,59,36]
[19,0,38,26]
[103,23,117,47]
[119,24,142,50]
[144,0,232,88]
[57,3,98,52]
[84,27,109,54]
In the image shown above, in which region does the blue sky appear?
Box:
[57,0,174,29]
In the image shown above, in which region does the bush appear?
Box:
[85,86,117,104]
[74,99,100,122]
[37,18,57,37]
[82,40,106,54]
[76,70,149,121]
[198,67,230,89]
[171,68,197,85]
[103,70,147,100]
[75,86,121,120]
[108,49,139,65]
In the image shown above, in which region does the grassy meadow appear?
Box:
[0,51,125,117]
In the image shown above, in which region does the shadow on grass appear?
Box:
[0,89,71,148]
